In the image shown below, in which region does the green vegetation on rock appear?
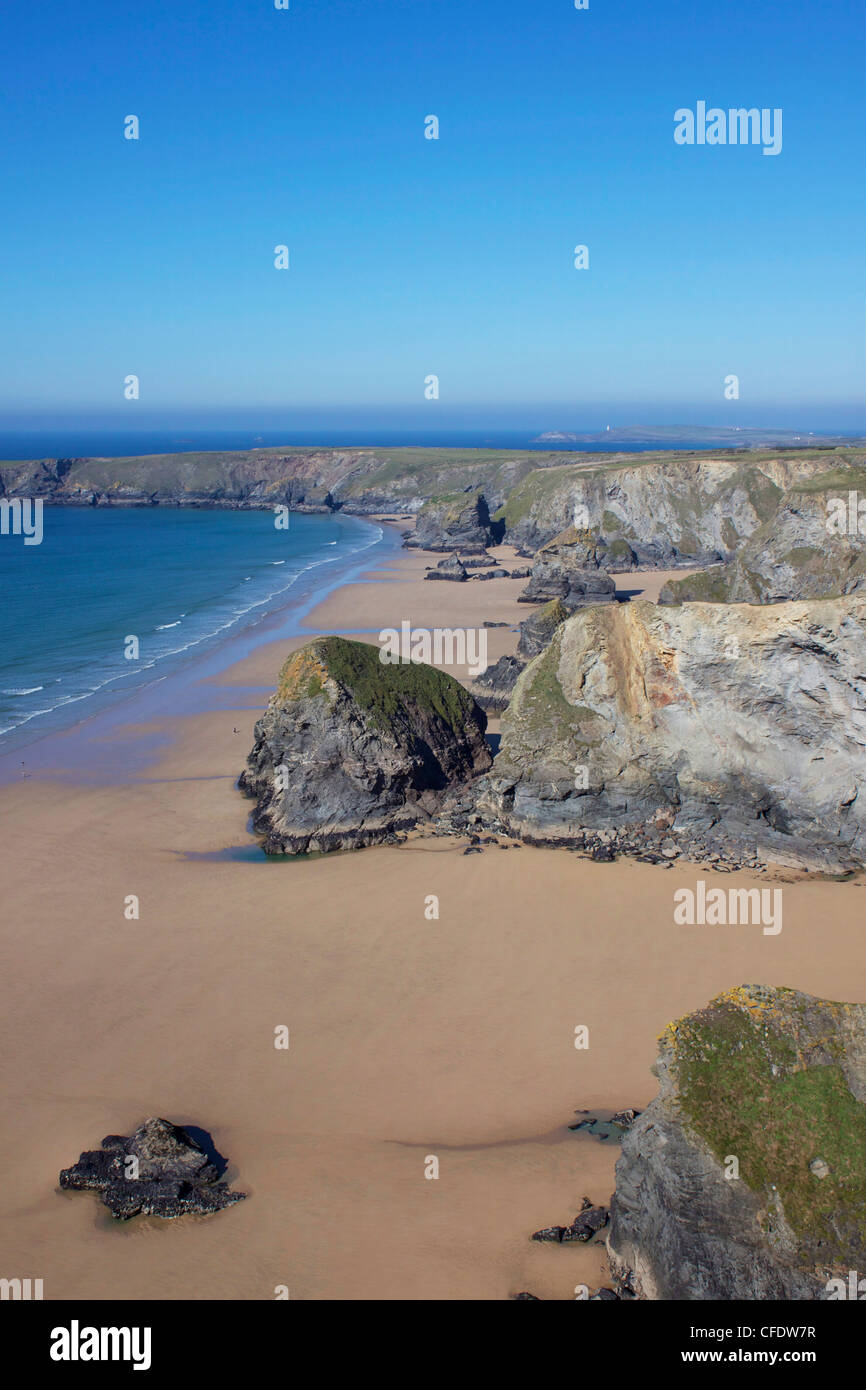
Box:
[278,636,476,733]
[668,987,866,1260]
[509,633,599,743]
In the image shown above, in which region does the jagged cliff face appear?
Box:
[660,474,866,606]
[498,452,853,559]
[476,597,866,871]
[608,985,866,1300]
[239,637,492,854]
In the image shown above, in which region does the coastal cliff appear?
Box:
[239,636,492,853]
[4,445,863,570]
[0,445,549,515]
[659,469,866,605]
[475,597,866,871]
[496,452,845,558]
[608,985,866,1300]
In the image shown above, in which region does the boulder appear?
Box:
[608,985,866,1299]
[424,553,468,581]
[239,636,492,853]
[563,1199,609,1241]
[59,1118,245,1220]
[531,1200,609,1244]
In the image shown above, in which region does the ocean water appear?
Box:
[0,426,817,460]
[0,507,385,750]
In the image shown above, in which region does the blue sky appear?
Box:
[1,0,863,429]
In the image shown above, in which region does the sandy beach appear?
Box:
[2,537,864,1301]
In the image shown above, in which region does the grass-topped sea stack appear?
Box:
[608,985,866,1299]
[239,636,493,854]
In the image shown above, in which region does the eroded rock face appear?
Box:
[659,481,866,606]
[59,1118,245,1220]
[608,986,866,1299]
[405,491,499,553]
[240,636,492,853]
[475,597,866,871]
[501,455,836,558]
[518,528,618,607]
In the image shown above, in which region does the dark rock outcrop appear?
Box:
[59,1118,245,1220]
[469,654,524,712]
[239,636,493,853]
[532,1199,609,1244]
[405,491,499,553]
[518,528,617,607]
[468,600,570,711]
[608,986,866,1299]
[517,598,569,658]
[424,552,468,581]
[569,1109,641,1142]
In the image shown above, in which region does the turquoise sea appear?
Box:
[0,507,389,755]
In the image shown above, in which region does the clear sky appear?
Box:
[1,0,863,430]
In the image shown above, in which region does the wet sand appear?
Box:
[1,544,863,1300]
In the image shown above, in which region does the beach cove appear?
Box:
[1,534,864,1300]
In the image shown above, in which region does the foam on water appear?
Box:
[0,508,385,749]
